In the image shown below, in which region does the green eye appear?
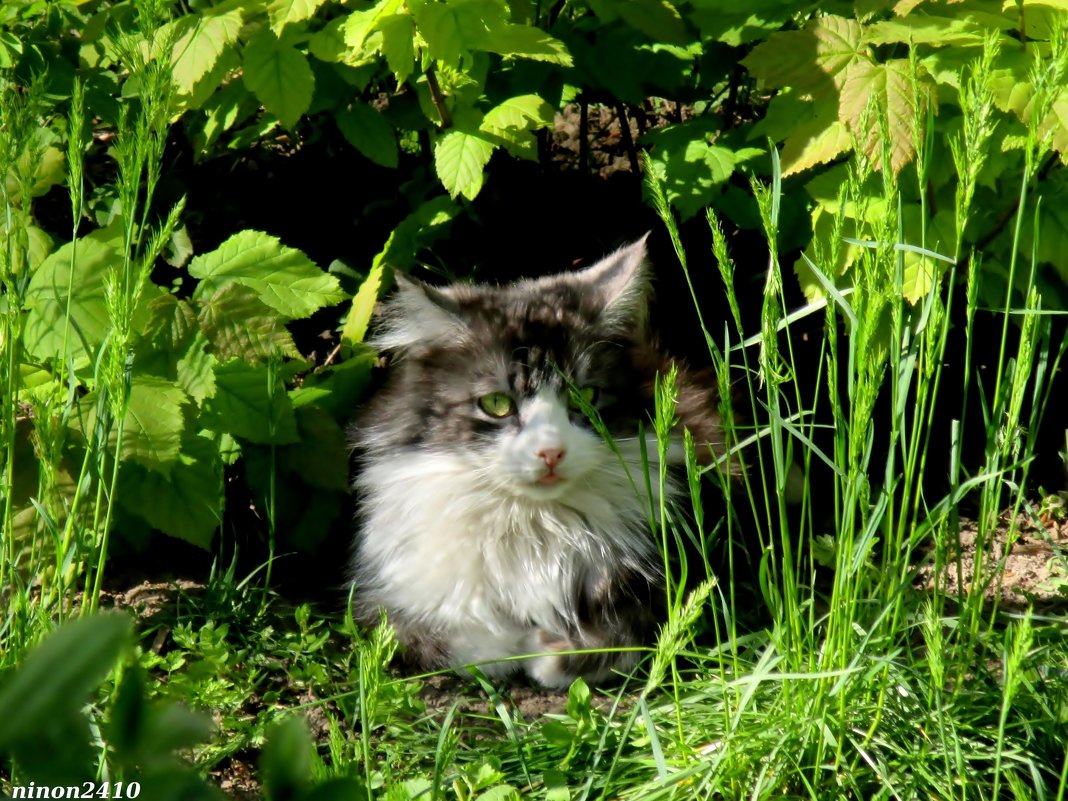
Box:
[568,386,598,409]
[478,392,516,418]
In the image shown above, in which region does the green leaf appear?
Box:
[136,293,199,376]
[204,358,300,444]
[268,0,328,35]
[616,0,688,45]
[341,258,387,347]
[378,14,416,83]
[309,17,349,62]
[0,614,132,751]
[280,406,349,492]
[410,0,463,64]
[242,28,315,129]
[864,15,986,46]
[839,58,923,175]
[197,283,301,362]
[752,90,850,176]
[289,349,375,417]
[177,333,218,404]
[189,230,345,319]
[121,377,188,475]
[75,377,188,476]
[336,103,399,168]
[118,433,223,547]
[23,230,121,364]
[644,120,760,219]
[481,94,554,132]
[472,23,573,64]
[170,7,244,95]
[434,129,495,199]
[343,0,404,52]
[261,717,313,799]
[742,14,866,91]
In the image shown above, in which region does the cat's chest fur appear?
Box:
[355,448,658,631]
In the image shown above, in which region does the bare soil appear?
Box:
[916,509,1068,612]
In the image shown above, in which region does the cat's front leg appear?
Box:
[524,563,660,688]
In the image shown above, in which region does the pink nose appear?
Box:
[536,447,566,469]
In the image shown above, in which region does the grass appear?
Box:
[2,20,1068,801]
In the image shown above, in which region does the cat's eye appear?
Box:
[568,386,599,409]
[477,391,516,418]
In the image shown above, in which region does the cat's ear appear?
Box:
[576,234,651,328]
[372,273,465,351]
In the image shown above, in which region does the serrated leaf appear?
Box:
[434,129,495,199]
[742,14,866,91]
[616,0,688,44]
[189,230,345,319]
[140,293,199,353]
[309,17,348,62]
[753,90,850,176]
[121,377,188,474]
[242,28,314,129]
[1035,86,1068,161]
[482,94,554,132]
[268,0,328,35]
[0,615,132,751]
[378,14,416,83]
[336,103,399,167]
[134,292,199,380]
[118,433,222,547]
[343,0,404,51]
[342,259,387,347]
[204,359,300,444]
[864,15,985,46]
[411,0,463,64]
[644,120,759,219]
[198,283,301,362]
[469,21,573,64]
[178,333,218,404]
[290,350,375,416]
[839,58,924,174]
[77,376,188,475]
[24,230,120,363]
[280,406,349,492]
[170,7,244,95]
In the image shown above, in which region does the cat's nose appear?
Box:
[536,447,566,469]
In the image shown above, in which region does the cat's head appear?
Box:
[360,236,660,501]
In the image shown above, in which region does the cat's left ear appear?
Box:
[577,234,651,329]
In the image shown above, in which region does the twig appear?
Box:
[614,100,640,174]
[425,66,452,129]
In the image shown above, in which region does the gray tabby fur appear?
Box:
[349,237,726,687]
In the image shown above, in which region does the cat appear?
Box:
[348,236,728,688]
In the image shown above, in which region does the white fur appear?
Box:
[354,392,679,686]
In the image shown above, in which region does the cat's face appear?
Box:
[360,237,658,501]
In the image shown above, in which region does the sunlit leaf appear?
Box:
[742,14,866,91]
[189,230,345,319]
[242,28,314,128]
[434,129,495,199]
[170,6,244,95]
[197,283,301,362]
[268,0,328,35]
[204,358,300,444]
[118,433,223,548]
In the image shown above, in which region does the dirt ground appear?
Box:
[916,508,1068,613]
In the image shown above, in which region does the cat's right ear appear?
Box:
[371,273,466,351]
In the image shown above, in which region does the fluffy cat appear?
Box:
[349,236,727,688]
